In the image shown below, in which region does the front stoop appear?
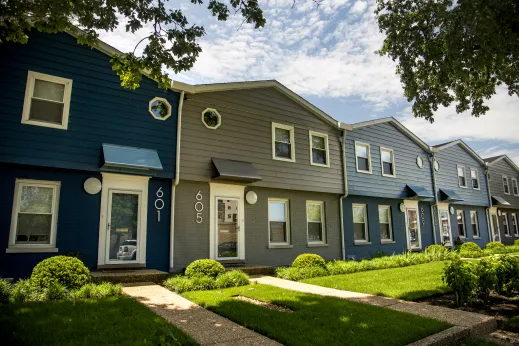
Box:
[91,269,169,284]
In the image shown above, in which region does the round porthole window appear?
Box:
[149,97,172,120]
[434,160,440,171]
[202,108,221,129]
[416,156,424,168]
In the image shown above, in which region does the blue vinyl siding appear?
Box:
[449,206,490,247]
[346,123,433,199]
[0,32,179,179]
[434,144,489,206]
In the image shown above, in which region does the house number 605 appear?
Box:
[195,191,203,224]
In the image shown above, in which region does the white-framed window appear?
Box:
[353,204,369,243]
[21,71,73,130]
[201,108,221,129]
[355,142,372,174]
[470,168,480,190]
[512,214,519,237]
[457,210,466,238]
[457,165,467,188]
[470,211,479,238]
[309,131,330,167]
[380,147,396,177]
[272,123,295,162]
[503,213,511,237]
[503,175,510,194]
[268,198,290,245]
[512,178,519,196]
[306,201,326,244]
[148,97,172,120]
[378,206,393,242]
[8,179,61,252]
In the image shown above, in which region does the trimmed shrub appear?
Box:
[292,254,326,269]
[442,259,478,305]
[276,266,328,281]
[185,259,225,279]
[44,281,67,300]
[164,276,215,293]
[10,279,38,303]
[215,270,249,289]
[486,242,505,249]
[491,255,519,295]
[0,280,11,304]
[474,259,497,304]
[459,242,481,253]
[31,256,90,289]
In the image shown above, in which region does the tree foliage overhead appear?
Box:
[376,0,519,122]
[0,0,265,89]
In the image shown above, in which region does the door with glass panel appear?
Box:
[439,210,452,246]
[216,198,239,259]
[490,213,501,242]
[406,208,421,249]
[106,190,141,263]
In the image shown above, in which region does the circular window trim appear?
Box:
[434,160,440,171]
[148,97,172,121]
[201,108,221,130]
[416,156,424,168]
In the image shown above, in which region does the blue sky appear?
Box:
[98,0,519,163]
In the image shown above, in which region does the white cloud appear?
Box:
[350,1,368,14]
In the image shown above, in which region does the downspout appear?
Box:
[339,126,348,260]
[430,151,439,244]
[484,163,493,242]
[170,90,185,271]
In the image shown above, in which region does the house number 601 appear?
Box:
[155,187,164,222]
[195,191,203,224]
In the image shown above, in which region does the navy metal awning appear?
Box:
[406,184,434,199]
[101,143,163,175]
[212,158,261,183]
[439,188,464,202]
[492,195,511,206]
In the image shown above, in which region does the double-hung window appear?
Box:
[457,210,466,238]
[268,199,290,246]
[22,71,73,130]
[470,168,480,189]
[378,206,393,242]
[470,211,480,238]
[512,214,519,237]
[503,213,511,237]
[512,178,519,196]
[306,201,326,244]
[8,179,61,252]
[457,166,467,188]
[309,131,329,167]
[355,142,371,173]
[272,123,295,162]
[353,204,368,243]
[503,176,510,194]
[380,147,396,177]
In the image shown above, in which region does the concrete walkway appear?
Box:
[122,282,281,346]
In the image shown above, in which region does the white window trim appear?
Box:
[354,141,372,174]
[201,107,221,129]
[470,211,480,239]
[457,165,467,188]
[503,213,511,237]
[7,179,61,253]
[378,205,393,243]
[353,203,369,244]
[272,122,296,163]
[148,97,172,121]
[268,198,291,247]
[470,168,480,190]
[405,200,422,250]
[308,131,330,167]
[380,147,396,178]
[457,210,466,238]
[503,175,511,195]
[306,200,326,245]
[512,178,519,196]
[512,214,519,237]
[21,71,73,130]
[437,203,453,247]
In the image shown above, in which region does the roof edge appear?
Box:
[431,139,485,165]
[485,155,519,173]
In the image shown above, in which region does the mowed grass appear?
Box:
[0,296,197,346]
[302,261,450,301]
[184,284,450,346]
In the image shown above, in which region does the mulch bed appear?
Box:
[232,295,293,313]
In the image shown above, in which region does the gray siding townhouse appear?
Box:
[484,155,519,245]
[343,118,436,260]
[169,81,350,271]
[430,141,491,248]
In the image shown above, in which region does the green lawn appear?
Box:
[0,296,197,346]
[302,261,450,301]
[184,284,450,346]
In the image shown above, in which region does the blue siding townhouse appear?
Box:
[0,31,181,277]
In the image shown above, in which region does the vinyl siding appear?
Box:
[179,88,344,194]
[496,208,519,245]
[0,32,179,179]
[488,160,519,209]
[448,205,490,248]
[346,123,433,199]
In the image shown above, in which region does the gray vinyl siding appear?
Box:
[434,144,489,206]
[488,160,519,209]
[346,123,433,199]
[496,208,519,245]
[179,88,344,194]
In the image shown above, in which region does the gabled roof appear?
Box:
[171,80,351,130]
[350,117,430,151]
[484,154,519,173]
[430,139,485,165]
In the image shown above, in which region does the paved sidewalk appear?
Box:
[122,282,281,346]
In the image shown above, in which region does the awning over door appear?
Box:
[101,143,163,175]
[212,158,261,183]
[492,195,511,206]
[406,184,434,199]
[439,188,464,202]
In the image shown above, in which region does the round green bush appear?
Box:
[31,256,90,289]
[459,242,481,253]
[185,259,225,279]
[215,270,249,288]
[292,253,326,269]
[487,242,505,249]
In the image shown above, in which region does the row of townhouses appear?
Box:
[1,32,518,278]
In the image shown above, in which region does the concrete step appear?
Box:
[91,269,169,284]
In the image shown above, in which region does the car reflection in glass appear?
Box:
[117,240,137,260]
